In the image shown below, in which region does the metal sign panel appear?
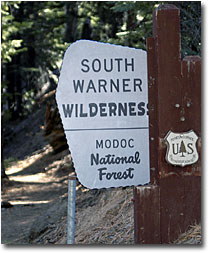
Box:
[164,130,199,167]
[56,40,150,189]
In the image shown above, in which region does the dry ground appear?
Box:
[1,103,134,244]
[2,142,134,244]
[1,101,201,245]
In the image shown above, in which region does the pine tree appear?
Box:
[179,141,187,157]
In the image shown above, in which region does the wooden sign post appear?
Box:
[134,5,201,244]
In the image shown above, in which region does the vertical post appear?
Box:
[134,4,201,244]
[67,176,76,244]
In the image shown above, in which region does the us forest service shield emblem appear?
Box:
[164,130,199,167]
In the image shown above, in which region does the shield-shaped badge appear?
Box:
[164,130,199,167]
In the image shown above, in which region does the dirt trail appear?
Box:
[1,103,135,244]
[1,142,72,244]
[2,100,200,245]
[1,141,134,244]
[2,102,70,244]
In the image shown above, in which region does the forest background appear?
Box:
[0,0,203,245]
[1,1,201,176]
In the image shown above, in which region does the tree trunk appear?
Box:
[64,2,78,42]
[43,95,68,153]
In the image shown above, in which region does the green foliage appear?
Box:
[172,1,201,56]
[1,1,68,121]
[1,1,201,121]
[3,157,18,169]
[1,2,23,63]
[111,1,135,12]
[22,89,35,115]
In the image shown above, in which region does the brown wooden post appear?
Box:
[134,4,201,244]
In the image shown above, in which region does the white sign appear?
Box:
[56,40,150,189]
[164,130,199,167]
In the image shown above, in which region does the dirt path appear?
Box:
[1,142,72,244]
[1,101,200,245]
[1,142,135,244]
[1,103,135,244]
